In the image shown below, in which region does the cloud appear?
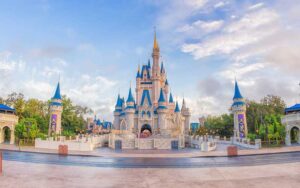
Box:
[27,46,72,59]
[248,2,264,10]
[177,20,224,34]
[155,0,208,31]
[182,8,279,59]
[214,1,226,8]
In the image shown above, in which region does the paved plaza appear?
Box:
[1,160,300,188]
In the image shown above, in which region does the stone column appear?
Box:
[10,129,15,145]
[0,128,2,144]
[285,129,291,146]
[0,151,2,175]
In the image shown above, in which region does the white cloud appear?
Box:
[214,1,225,8]
[178,20,224,33]
[182,8,280,59]
[248,2,264,10]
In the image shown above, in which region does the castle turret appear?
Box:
[157,88,168,134]
[231,80,248,138]
[125,87,135,132]
[152,31,161,106]
[48,82,63,136]
[168,92,175,111]
[113,94,122,129]
[181,98,191,135]
[136,65,141,105]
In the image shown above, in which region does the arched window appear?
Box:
[147,111,151,118]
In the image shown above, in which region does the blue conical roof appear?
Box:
[115,94,122,107]
[175,101,180,112]
[148,59,151,68]
[169,93,174,103]
[158,88,166,103]
[165,79,169,85]
[126,88,135,103]
[160,62,165,73]
[136,70,141,78]
[52,82,62,100]
[233,80,243,99]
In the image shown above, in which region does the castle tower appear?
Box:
[168,92,175,111]
[136,65,141,105]
[152,31,161,106]
[125,87,135,132]
[48,82,63,136]
[231,80,248,138]
[181,98,191,135]
[113,94,122,130]
[157,88,168,134]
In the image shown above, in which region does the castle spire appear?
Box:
[160,62,165,73]
[136,64,141,78]
[158,88,166,103]
[52,82,62,100]
[169,92,174,103]
[233,80,243,99]
[126,87,135,103]
[175,101,180,112]
[153,27,159,50]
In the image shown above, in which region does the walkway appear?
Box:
[2,150,300,168]
[1,161,300,188]
[1,143,300,158]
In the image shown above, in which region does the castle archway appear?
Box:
[1,126,11,144]
[291,126,300,144]
[140,124,152,138]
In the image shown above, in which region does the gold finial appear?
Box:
[153,26,159,50]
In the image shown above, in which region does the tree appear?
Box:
[203,114,233,137]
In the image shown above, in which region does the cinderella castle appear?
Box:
[113,33,191,139]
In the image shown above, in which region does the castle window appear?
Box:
[147,111,151,118]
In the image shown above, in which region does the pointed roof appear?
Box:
[182,98,186,109]
[141,65,151,79]
[115,94,122,108]
[147,59,151,68]
[126,87,135,103]
[233,80,243,99]
[165,79,169,85]
[160,62,165,73]
[52,82,62,100]
[140,89,152,106]
[169,93,174,103]
[158,88,166,103]
[175,101,180,112]
[136,65,141,78]
[153,30,159,50]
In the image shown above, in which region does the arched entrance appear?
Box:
[140,124,152,138]
[291,127,299,144]
[2,126,11,144]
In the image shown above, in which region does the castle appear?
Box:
[113,33,191,138]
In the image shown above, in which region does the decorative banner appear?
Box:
[238,114,245,138]
[51,114,57,131]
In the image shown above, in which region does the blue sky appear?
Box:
[1,0,300,121]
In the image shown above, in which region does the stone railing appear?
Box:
[231,137,261,149]
[189,135,217,151]
[36,134,109,151]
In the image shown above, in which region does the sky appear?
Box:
[0,0,300,122]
